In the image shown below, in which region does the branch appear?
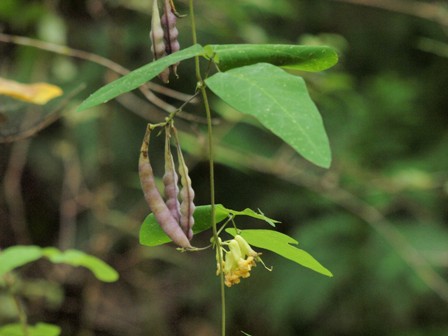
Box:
[330,0,448,28]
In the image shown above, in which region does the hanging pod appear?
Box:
[138,125,191,248]
[149,0,181,83]
[172,126,195,240]
[163,125,181,224]
[149,0,170,83]
[161,0,180,77]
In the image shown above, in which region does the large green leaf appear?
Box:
[0,323,61,336]
[205,44,338,72]
[0,246,43,277]
[139,204,229,247]
[0,246,118,282]
[226,229,333,277]
[77,44,204,112]
[205,63,331,168]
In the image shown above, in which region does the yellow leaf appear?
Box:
[0,77,63,105]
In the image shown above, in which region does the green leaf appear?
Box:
[42,249,119,283]
[205,44,338,72]
[0,246,43,277]
[226,229,333,277]
[0,323,61,336]
[77,44,204,112]
[224,208,278,227]
[0,245,118,282]
[139,204,229,247]
[205,63,331,168]
[139,205,280,247]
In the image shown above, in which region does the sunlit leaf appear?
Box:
[206,63,331,168]
[226,229,333,277]
[0,246,43,277]
[0,245,118,282]
[77,44,204,112]
[0,323,61,336]
[205,44,338,72]
[0,77,63,105]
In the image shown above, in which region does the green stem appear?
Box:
[189,1,226,335]
[4,274,30,336]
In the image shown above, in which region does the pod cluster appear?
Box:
[139,125,195,248]
[150,0,181,83]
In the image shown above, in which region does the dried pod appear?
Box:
[139,125,191,248]
[163,126,181,223]
[173,127,195,240]
[150,0,170,82]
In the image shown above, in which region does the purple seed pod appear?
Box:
[173,127,195,240]
[150,0,165,60]
[139,126,191,248]
[150,0,170,83]
[163,126,181,224]
[161,0,180,76]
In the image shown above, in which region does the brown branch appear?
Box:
[0,33,199,111]
[330,0,448,28]
[3,139,32,244]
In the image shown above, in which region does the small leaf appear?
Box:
[205,44,338,72]
[205,63,331,168]
[77,44,204,112]
[0,323,61,336]
[139,204,229,247]
[226,229,333,277]
[225,207,278,227]
[0,77,63,105]
[42,248,119,283]
[0,246,43,277]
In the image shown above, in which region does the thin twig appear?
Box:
[0,33,195,103]
[0,33,220,126]
[0,85,85,144]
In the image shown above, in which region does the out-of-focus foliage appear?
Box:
[1,0,448,335]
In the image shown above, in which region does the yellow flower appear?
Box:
[216,235,262,287]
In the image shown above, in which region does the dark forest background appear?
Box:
[1,0,448,335]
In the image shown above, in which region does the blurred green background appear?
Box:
[1,0,448,335]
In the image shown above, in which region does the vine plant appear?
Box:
[78,0,339,334]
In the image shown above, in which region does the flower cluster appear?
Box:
[216,235,262,287]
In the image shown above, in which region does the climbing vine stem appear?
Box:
[189,1,226,335]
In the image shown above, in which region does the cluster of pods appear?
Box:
[150,0,181,83]
[139,124,195,248]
